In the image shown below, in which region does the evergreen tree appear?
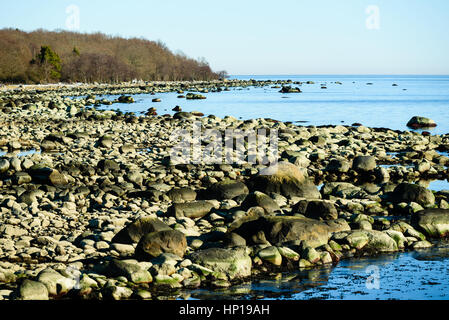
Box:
[31,45,62,82]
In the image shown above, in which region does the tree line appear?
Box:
[0,29,227,84]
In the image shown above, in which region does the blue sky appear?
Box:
[1,0,448,75]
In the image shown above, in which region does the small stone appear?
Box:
[303,247,321,264]
[411,240,433,249]
[298,259,313,269]
[277,247,300,261]
[258,246,282,266]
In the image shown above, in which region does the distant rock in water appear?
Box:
[186,93,206,100]
[118,95,135,104]
[279,86,301,93]
[407,116,437,129]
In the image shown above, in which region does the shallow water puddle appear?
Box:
[379,164,413,169]
[0,149,63,158]
[0,149,41,157]
[419,179,449,191]
[437,150,449,158]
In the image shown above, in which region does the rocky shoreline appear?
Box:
[1,82,449,300]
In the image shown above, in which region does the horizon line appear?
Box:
[231,74,449,76]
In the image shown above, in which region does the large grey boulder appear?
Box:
[407,116,437,129]
[240,191,281,214]
[411,208,449,238]
[189,247,251,280]
[112,217,172,244]
[250,162,321,199]
[207,180,249,200]
[332,230,398,252]
[18,280,49,300]
[232,216,350,248]
[294,200,338,221]
[135,230,187,259]
[106,259,153,284]
[36,269,77,296]
[391,183,435,207]
[167,188,197,202]
[352,156,376,172]
[168,201,214,219]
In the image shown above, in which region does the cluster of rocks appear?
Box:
[0,84,449,300]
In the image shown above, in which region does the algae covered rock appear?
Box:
[411,208,449,238]
[189,247,252,280]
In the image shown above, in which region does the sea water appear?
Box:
[97,75,449,135]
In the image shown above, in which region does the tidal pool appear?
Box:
[182,243,449,300]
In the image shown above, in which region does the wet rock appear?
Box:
[257,246,282,266]
[407,116,437,129]
[279,86,301,93]
[277,246,300,261]
[411,240,433,249]
[334,230,398,252]
[173,112,194,119]
[104,285,133,300]
[189,247,251,280]
[411,209,449,238]
[303,247,320,264]
[186,93,206,100]
[106,259,153,284]
[118,95,135,103]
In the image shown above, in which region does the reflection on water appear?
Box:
[181,243,449,300]
[183,267,334,301]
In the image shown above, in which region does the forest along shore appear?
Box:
[1,82,449,300]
